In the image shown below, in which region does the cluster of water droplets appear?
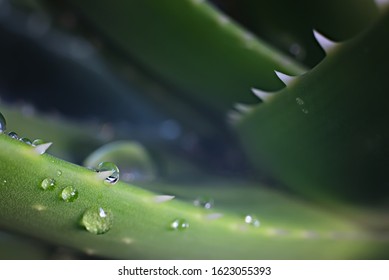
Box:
[38,174,114,234]
[0,111,52,154]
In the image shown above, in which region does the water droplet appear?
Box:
[96,162,119,184]
[169,218,189,231]
[60,186,78,202]
[244,215,260,227]
[32,139,45,146]
[40,178,56,191]
[193,196,214,209]
[0,112,6,133]
[19,137,32,145]
[8,132,19,140]
[57,170,62,177]
[84,141,156,183]
[296,97,304,106]
[81,207,113,235]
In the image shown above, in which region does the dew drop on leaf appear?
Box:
[169,218,189,231]
[40,178,56,191]
[60,186,78,202]
[84,141,156,183]
[20,137,32,145]
[0,112,6,133]
[8,131,19,140]
[81,207,113,235]
[32,139,45,146]
[244,215,260,227]
[96,162,119,185]
[57,170,62,177]
[193,196,214,209]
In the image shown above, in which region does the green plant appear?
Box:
[0,0,388,259]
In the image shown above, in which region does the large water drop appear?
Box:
[96,162,119,184]
[81,207,113,234]
[84,141,156,183]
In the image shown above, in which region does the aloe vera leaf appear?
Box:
[0,133,387,259]
[45,0,305,115]
[235,9,389,207]
[219,0,379,66]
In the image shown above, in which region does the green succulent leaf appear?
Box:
[1,134,387,259]
[235,8,389,207]
[45,0,305,116]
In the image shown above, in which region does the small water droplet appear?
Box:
[0,112,6,133]
[81,207,113,235]
[57,170,62,177]
[19,137,32,145]
[169,218,189,231]
[193,196,214,209]
[296,97,304,106]
[96,162,119,184]
[244,215,260,227]
[302,108,309,114]
[60,186,78,202]
[32,139,45,146]
[8,131,19,140]
[40,178,56,191]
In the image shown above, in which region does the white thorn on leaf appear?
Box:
[274,70,295,86]
[251,88,273,102]
[234,103,253,113]
[313,30,337,53]
[96,170,114,180]
[154,195,175,203]
[34,142,52,155]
